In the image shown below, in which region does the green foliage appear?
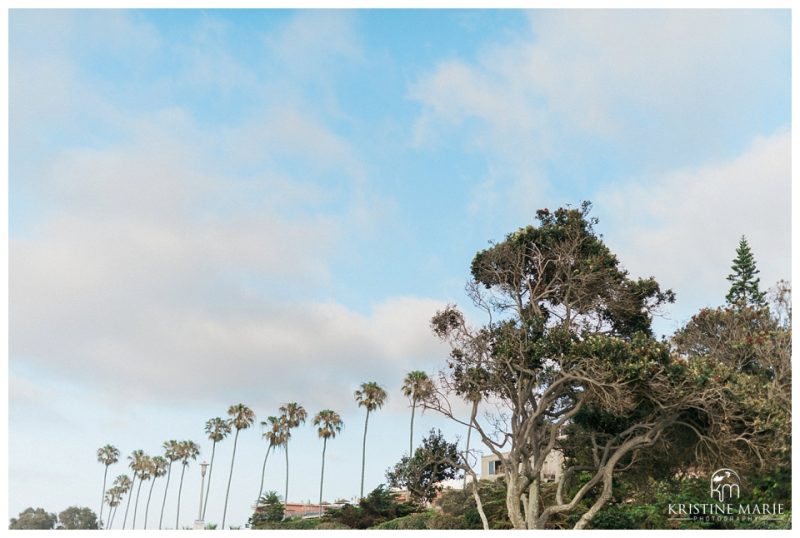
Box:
[322,485,419,529]
[386,429,461,503]
[672,298,791,469]
[426,513,467,529]
[436,480,512,529]
[373,511,434,529]
[57,506,98,530]
[726,236,766,307]
[252,517,322,530]
[248,491,285,528]
[581,471,791,530]
[9,507,57,530]
[316,520,351,529]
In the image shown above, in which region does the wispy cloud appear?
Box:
[597,129,791,327]
[410,9,789,218]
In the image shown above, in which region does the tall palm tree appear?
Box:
[354,381,387,499]
[202,417,231,521]
[144,456,168,529]
[401,371,434,457]
[278,403,307,509]
[257,415,286,503]
[109,475,131,530]
[175,440,200,530]
[222,404,255,530]
[96,444,119,529]
[105,487,121,530]
[159,440,181,530]
[313,410,343,513]
[460,367,484,489]
[122,450,145,529]
[129,451,151,529]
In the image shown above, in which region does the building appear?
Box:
[480,450,564,482]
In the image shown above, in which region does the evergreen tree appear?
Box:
[726,236,766,307]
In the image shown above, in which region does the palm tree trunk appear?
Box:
[360,410,370,499]
[122,472,137,530]
[144,477,157,529]
[258,444,271,502]
[159,462,173,530]
[284,440,290,512]
[202,440,217,521]
[132,476,144,529]
[109,503,118,530]
[409,398,417,457]
[221,428,240,530]
[99,465,109,529]
[176,464,187,530]
[463,400,477,489]
[318,438,327,515]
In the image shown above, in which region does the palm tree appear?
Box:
[122,450,145,529]
[105,487,122,530]
[175,440,200,529]
[96,444,119,529]
[109,475,131,529]
[144,456,168,529]
[257,416,286,503]
[128,451,150,529]
[313,410,343,513]
[401,371,434,457]
[159,440,181,530]
[202,417,231,521]
[460,367,484,489]
[278,403,307,509]
[354,381,387,498]
[221,404,255,530]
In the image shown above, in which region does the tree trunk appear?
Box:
[221,428,240,530]
[284,440,290,517]
[463,400,477,490]
[144,476,157,529]
[469,474,489,530]
[122,472,137,530]
[109,503,118,529]
[360,410,370,499]
[159,462,173,530]
[505,473,527,529]
[409,397,416,457]
[258,444,271,503]
[132,476,144,529]
[573,436,650,529]
[525,478,540,529]
[176,463,187,529]
[203,440,217,521]
[318,438,327,515]
[99,465,109,529]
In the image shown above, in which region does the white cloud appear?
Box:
[414,10,786,143]
[597,129,791,325]
[265,10,362,74]
[409,10,789,217]
[10,108,442,413]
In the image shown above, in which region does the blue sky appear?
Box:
[8,9,791,529]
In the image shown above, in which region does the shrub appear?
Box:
[426,513,467,529]
[373,512,433,529]
[323,485,420,529]
[317,521,351,529]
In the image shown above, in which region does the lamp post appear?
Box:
[194,461,209,530]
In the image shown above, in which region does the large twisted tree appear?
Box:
[427,203,772,529]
